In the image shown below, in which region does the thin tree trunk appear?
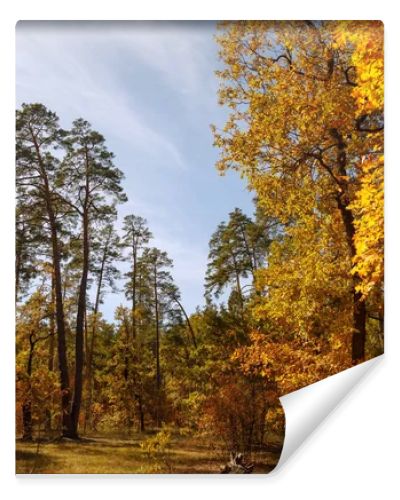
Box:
[130,240,147,430]
[15,238,22,304]
[71,143,92,438]
[15,219,28,304]
[45,274,56,434]
[235,272,242,300]
[171,295,197,349]
[230,251,243,305]
[239,222,256,276]
[71,211,89,437]
[51,223,74,438]
[15,255,20,303]
[84,245,107,432]
[22,331,52,440]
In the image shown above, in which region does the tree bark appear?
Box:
[70,143,92,438]
[71,210,89,437]
[45,274,56,434]
[334,130,366,362]
[84,242,107,432]
[15,234,22,303]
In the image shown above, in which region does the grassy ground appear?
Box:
[16,431,282,474]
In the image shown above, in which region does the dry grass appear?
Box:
[16,431,282,474]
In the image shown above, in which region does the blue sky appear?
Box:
[16,21,254,320]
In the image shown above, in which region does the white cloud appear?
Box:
[112,22,216,97]
[16,22,191,171]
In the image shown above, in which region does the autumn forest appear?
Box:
[16,21,384,474]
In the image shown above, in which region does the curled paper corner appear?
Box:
[273,355,383,473]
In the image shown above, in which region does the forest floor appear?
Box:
[16,431,283,474]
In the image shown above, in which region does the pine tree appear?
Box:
[16,103,74,437]
[61,118,127,436]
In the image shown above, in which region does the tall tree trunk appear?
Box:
[130,241,146,430]
[70,142,93,438]
[334,130,366,362]
[15,219,27,304]
[71,211,89,437]
[15,259,20,303]
[84,308,88,367]
[31,130,73,438]
[337,195,366,362]
[15,239,22,304]
[51,220,74,437]
[45,274,56,434]
[239,222,256,276]
[119,309,134,429]
[230,251,243,306]
[84,248,106,432]
[235,273,242,299]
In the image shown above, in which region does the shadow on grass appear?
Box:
[16,449,60,474]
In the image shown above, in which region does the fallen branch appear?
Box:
[221,452,254,474]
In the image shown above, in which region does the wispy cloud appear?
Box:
[113,22,217,97]
[16,22,190,171]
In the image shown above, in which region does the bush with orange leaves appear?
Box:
[199,371,281,453]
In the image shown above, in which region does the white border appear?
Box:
[1,1,399,498]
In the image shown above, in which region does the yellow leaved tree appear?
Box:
[213,21,383,388]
